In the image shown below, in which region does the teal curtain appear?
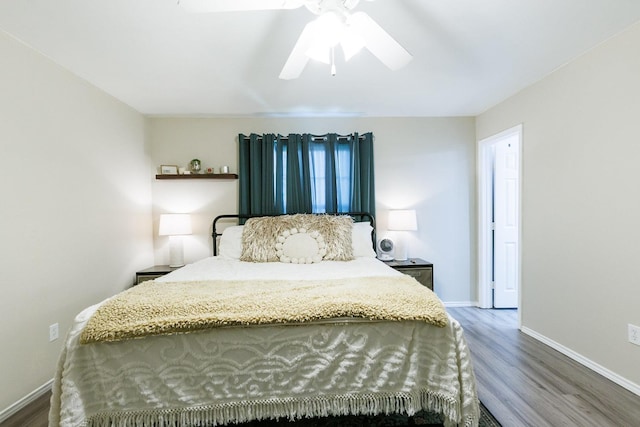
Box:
[285,133,313,213]
[239,132,375,217]
[351,132,375,216]
[238,133,279,216]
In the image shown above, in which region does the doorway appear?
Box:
[478,125,522,309]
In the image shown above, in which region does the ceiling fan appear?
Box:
[178,0,412,79]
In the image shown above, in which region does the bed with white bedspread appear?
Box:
[49,214,479,427]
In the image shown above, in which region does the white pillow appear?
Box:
[222,219,374,260]
[276,228,326,264]
[218,225,244,259]
[352,222,377,258]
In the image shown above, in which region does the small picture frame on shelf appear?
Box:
[160,165,179,175]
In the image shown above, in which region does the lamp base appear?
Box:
[393,238,408,261]
[168,235,185,268]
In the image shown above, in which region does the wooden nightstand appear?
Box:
[135,265,179,285]
[383,258,434,291]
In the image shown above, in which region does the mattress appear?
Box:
[49,257,479,427]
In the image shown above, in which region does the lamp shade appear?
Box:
[159,214,192,236]
[388,209,417,231]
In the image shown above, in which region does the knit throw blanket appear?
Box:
[80,275,448,344]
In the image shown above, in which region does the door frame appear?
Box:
[477,124,523,310]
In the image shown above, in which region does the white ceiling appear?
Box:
[2,0,640,117]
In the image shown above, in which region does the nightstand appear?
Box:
[135,265,179,285]
[384,258,434,291]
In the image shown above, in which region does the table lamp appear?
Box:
[159,214,192,267]
[388,209,417,261]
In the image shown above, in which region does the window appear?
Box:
[239,132,375,217]
[279,138,352,212]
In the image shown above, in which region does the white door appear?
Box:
[493,134,520,308]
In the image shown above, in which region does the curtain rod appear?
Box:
[246,133,367,143]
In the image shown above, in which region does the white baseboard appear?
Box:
[0,379,53,423]
[443,301,476,307]
[521,326,640,397]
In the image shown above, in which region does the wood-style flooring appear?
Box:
[448,307,640,426]
[3,307,640,426]
[1,389,49,427]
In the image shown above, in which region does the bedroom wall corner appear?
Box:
[148,118,240,265]
[0,30,154,415]
[476,20,640,390]
[372,117,477,305]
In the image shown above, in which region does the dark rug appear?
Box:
[230,402,501,426]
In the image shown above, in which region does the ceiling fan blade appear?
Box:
[178,0,305,13]
[279,20,318,80]
[348,11,412,70]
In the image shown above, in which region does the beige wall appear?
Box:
[477,22,640,387]
[148,116,476,304]
[0,31,154,413]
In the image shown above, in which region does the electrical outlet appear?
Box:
[629,324,640,346]
[49,323,59,342]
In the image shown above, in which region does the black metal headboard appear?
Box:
[212,212,376,256]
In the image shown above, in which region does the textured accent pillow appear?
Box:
[241,214,355,262]
[276,228,326,264]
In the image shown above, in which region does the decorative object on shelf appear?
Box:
[160,165,179,175]
[189,159,202,174]
[388,209,417,261]
[221,165,230,173]
[206,167,214,174]
[377,237,394,261]
[158,213,192,267]
[155,173,238,180]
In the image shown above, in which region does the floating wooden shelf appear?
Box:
[155,173,238,180]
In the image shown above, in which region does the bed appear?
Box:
[49,213,479,427]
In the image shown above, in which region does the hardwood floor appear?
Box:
[3,308,640,426]
[448,307,640,427]
[1,391,49,427]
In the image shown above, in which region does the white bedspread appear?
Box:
[49,258,479,427]
[156,257,402,282]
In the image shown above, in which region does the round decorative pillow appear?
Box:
[275,228,326,264]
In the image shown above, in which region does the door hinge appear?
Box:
[491,222,496,230]
[491,281,496,289]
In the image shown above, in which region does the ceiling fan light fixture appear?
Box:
[304,11,364,64]
[303,12,344,63]
[314,11,344,44]
[340,27,365,61]
[278,1,411,79]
